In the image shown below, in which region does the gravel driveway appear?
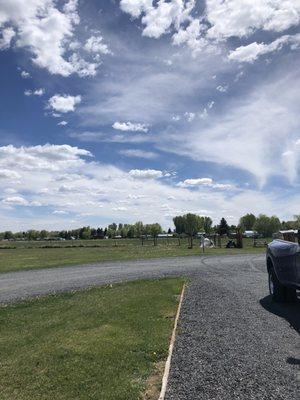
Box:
[0,254,299,399]
[165,255,300,400]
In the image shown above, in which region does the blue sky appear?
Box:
[0,0,300,231]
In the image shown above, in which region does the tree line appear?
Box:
[0,222,164,242]
[1,213,299,242]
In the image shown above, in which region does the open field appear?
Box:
[0,237,269,273]
[0,278,183,400]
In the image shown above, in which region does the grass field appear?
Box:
[0,237,268,273]
[0,278,184,400]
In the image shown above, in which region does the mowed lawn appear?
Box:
[0,238,267,273]
[0,278,184,400]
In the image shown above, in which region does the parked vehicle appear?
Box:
[266,239,300,302]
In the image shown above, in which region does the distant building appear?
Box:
[244,230,258,238]
[157,233,173,238]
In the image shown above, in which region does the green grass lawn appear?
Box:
[0,278,184,400]
[0,237,268,273]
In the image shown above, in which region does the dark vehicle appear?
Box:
[267,235,300,302]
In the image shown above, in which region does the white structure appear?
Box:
[244,230,258,238]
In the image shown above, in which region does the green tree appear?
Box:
[80,226,91,240]
[239,213,256,231]
[183,213,202,248]
[253,214,281,237]
[127,225,135,238]
[40,230,48,239]
[217,218,229,236]
[134,221,144,238]
[203,216,213,234]
[4,231,14,240]
[173,216,185,235]
[107,223,117,238]
[150,223,162,246]
[27,230,39,240]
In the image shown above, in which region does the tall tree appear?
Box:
[217,218,229,236]
[239,213,256,231]
[183,213,202,248]
[150,223,162,246]
[4,231,14,240]
[134,221,144,238]
[173,216,185,234]
[80,226,91,240]
[203,216,213,234]
[253,214,281,237]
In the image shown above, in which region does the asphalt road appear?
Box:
[0,254,299,399]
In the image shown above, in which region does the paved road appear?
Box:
[1,254,299,399]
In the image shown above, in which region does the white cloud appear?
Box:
[112,121,149,132]
[0,27,15,49]
[48,94,81,113]
[0,169,21,180]
[199,108,208,119]
[129,169,163,179]
[81,48,227,127]
[4,188,17,194]
[52,210,68,215]
[212,183,233,190]
[120,0,300,60]
[0,144,300,231]
[177,177,233,190]
[2,196,29,206]
[173,18,207,55]
[199,101,215,119]
[184,112,195,122]
[179,178,213,186]
[0,144,92,172]
[120,0,153,18]
[84,35,111,54]
[155,70,300,186]
[112,206,127,211]
[24,88,45,96]
[216,85,228,93]
[0,0,106,77]
[69,131,105,142]
[68,53,99,77]
[120,0,195,39]
[228,34,300,63]
[206,0,300,40]
[119,149,158,159]
[69,131,151,144]
[58,121,68,126]
[20,70,30,78]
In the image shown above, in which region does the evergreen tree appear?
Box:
[217,218,229,235]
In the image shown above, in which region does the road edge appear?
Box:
[158,282,186,400]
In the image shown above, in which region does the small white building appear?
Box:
[244,230,258,238]
[157,233,173,238]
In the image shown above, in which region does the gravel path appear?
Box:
[1,253,299,399]
[0,254,257,304]
[165,255,300,400]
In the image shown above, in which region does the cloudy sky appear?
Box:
[0,0,300,231]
